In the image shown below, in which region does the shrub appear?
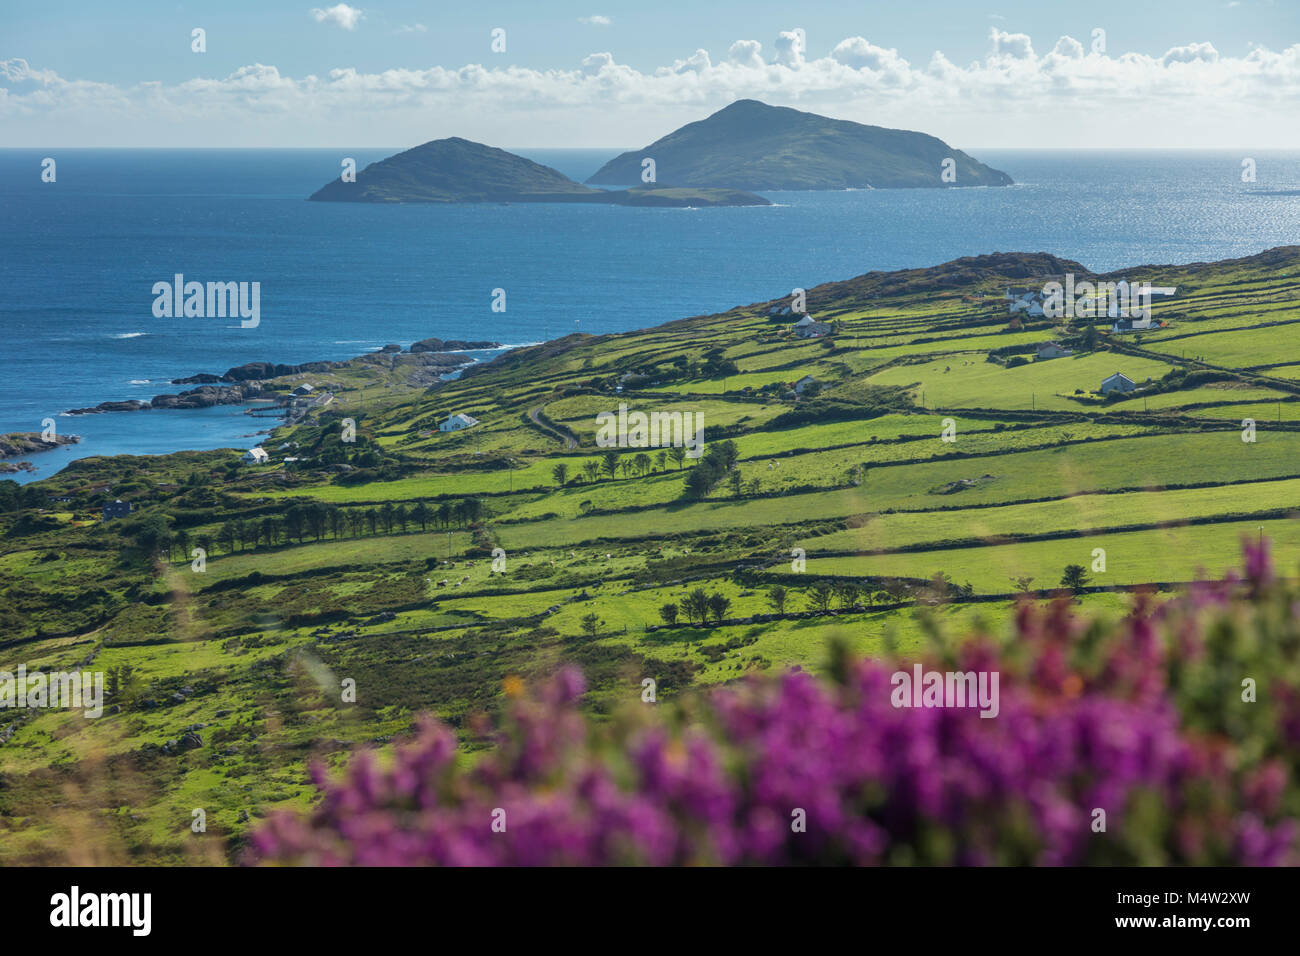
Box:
[252,542,1299,866]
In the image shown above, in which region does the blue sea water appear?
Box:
[1,147,1297,483]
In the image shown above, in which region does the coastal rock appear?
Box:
[409,337,502,353]
[65,400,150,415]
[0,432,81,459]
[150,384,264,409]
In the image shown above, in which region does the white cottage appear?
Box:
[1099,372,1137,395]
[440,413,479,432]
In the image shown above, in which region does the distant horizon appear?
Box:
[3,146,1296,153]
[4,1,1298,149]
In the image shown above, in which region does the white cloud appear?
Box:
[1051,36,1085,59]
[1162,41,1220,65]
[830,37,910,79]
[3,28,1299,148]
[579,16,612,26]
[311,4,364,31]
[396,24,427,34]
[773,29,806,68]
[728,40,764,69]
[989,28,1035,59]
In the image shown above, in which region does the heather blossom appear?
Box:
[253,542,1300,866]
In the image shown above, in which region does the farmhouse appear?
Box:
[1005,287,1046,317]
[1036,342,1073,360]
[440,413,479,432]
[242,447,269,464]
[1099,372,1137,394]
[794,375,820,396]
[291,383,315,396]
[792,316,832,339]
[1111,316,1154,333]
[102,499,131,520]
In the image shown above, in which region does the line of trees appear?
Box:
[659,587,732,625]
[150,498,485,559]
[559,449,685,488]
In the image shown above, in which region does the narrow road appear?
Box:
[528,405,577,449]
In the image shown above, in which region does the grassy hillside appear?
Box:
[2,244,1298,864]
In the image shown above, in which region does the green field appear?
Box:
[3,245,1300,864]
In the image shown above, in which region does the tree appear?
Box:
[655,451,667,471]
[284,508,305,543]
[306,505,327,541]
[682,588,711,624]
[601,450,620,480]
[435,502,453,530]
[1061,564,1090,592]
[173,528,190,562]
[806,582,834,613]
[668,447,687,470]
[1083,318,1100,350]
[1011,575,1035,595]
[365,508,379,535]
[729,469,743,497]
[659,603,679,626]
[834,581,860,609]
[706,593,731,624]
[411,501,430,531]
[457,497,483,526]
[380,502,396,534]
[633,452,651,477]
[583,460,601,483]
[395,504,409,532]
[551,463,568,487]
[580,613,602,639]
[217,521,236,555]
[767,585,788,616]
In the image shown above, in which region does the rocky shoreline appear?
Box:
[0,432,82,473]
[62,339,503,416]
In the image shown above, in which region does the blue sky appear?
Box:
[3,1,1297,147]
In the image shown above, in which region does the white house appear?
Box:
[1099,372,1137,395]
[292,383,315,396]
[792,316,833,339]
[1006,287,1046,317]
[1036,342,1073,360]
[242,447,269,464]
[440,413,479,432]
[794,374,816,394]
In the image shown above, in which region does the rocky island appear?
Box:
[308,137,770,207]
[586,99,1014,191]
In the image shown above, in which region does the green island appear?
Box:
[308,136,770,207]
[2,244,1299,863]
[585,99,1014,190]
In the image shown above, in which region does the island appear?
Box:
[308,137,770,207]
[586,99,1014,191]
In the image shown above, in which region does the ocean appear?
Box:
[1,147,1298,482]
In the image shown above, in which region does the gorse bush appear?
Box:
[252,542,1299,866]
